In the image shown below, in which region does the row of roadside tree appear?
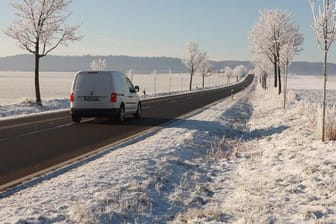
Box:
[250,0,336,142]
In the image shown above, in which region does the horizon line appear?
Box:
[0,53,330,64]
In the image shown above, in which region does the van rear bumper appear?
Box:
[70,108,119,117]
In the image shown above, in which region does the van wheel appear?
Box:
[118,104,125,122]
[134,103,142,119]
[72,115,81,123]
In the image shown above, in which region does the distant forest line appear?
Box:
[0,54,335,75]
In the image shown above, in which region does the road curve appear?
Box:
[0,74,254,188]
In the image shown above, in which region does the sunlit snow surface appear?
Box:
[0,75,336,223]
[0,99,69,119]
[288,74,336,105]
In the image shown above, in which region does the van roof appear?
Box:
[78,71,124,74]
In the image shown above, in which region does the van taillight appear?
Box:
[70,92,75,102]
[111,93,117,102]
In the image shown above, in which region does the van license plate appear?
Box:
[84,96,100,101]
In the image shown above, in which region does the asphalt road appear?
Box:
[0,74,254,188]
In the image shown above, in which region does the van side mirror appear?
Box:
[134,85,140,92]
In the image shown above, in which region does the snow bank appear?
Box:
[0,99,69,120]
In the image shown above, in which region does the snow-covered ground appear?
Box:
[288,74,336,90]
[1,77,336,223]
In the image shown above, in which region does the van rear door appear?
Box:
[73,72,112,108]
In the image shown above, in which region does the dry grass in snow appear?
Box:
[298,99,336,141]
[181,86,336,223]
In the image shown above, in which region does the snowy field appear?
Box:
[1,76,336,223]
[1,72,335,119]
[0,71,229,105]
[0,71,236,119]
[288,74,336,90]
[289,74,336,105]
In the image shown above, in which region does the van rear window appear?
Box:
[75,73,111,91]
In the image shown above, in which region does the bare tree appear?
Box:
[183,42,203,91]
[253,55,272,90]
[308,0,336,141]
[5,0,82,105]
[250,10,279,89]
[280,42,295,109]
[250,9,303,95]
[198,51,211,88]
[223,66,232,84]
[90,58,106,71]
[233,65,248,82]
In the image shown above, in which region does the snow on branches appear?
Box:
[5,0,82,104]
[90,58,107,71]
[249,9,303,94]
[6,0,82,57]
[183,42,209,91]
[308,0,336,141]
[308,0,336,51]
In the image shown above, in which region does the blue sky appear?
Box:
[0,0,328,62]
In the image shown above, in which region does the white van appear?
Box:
[70,71,141,123]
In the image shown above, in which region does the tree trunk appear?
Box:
[274,55,277,88]
[322,50,327,141]
[276,47,281,95]
[202,74,205,88]
[261,76,265,89]
[278,63,282,95]
[189,67,194,91]
[262,72,267,90]
[283,63,288,109]
[34,51,42,105]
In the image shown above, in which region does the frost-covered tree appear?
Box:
[308,0,336,141]
[280,41,295,109]
[183,42,203,91]
[198,51,211,88]
[256,64,269,90]
[5,0,81,105]
[250,9,303,95]
[223,66,232,84]
[90,58,106,71]
[233,65,248,82]
[254,55,272,90]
